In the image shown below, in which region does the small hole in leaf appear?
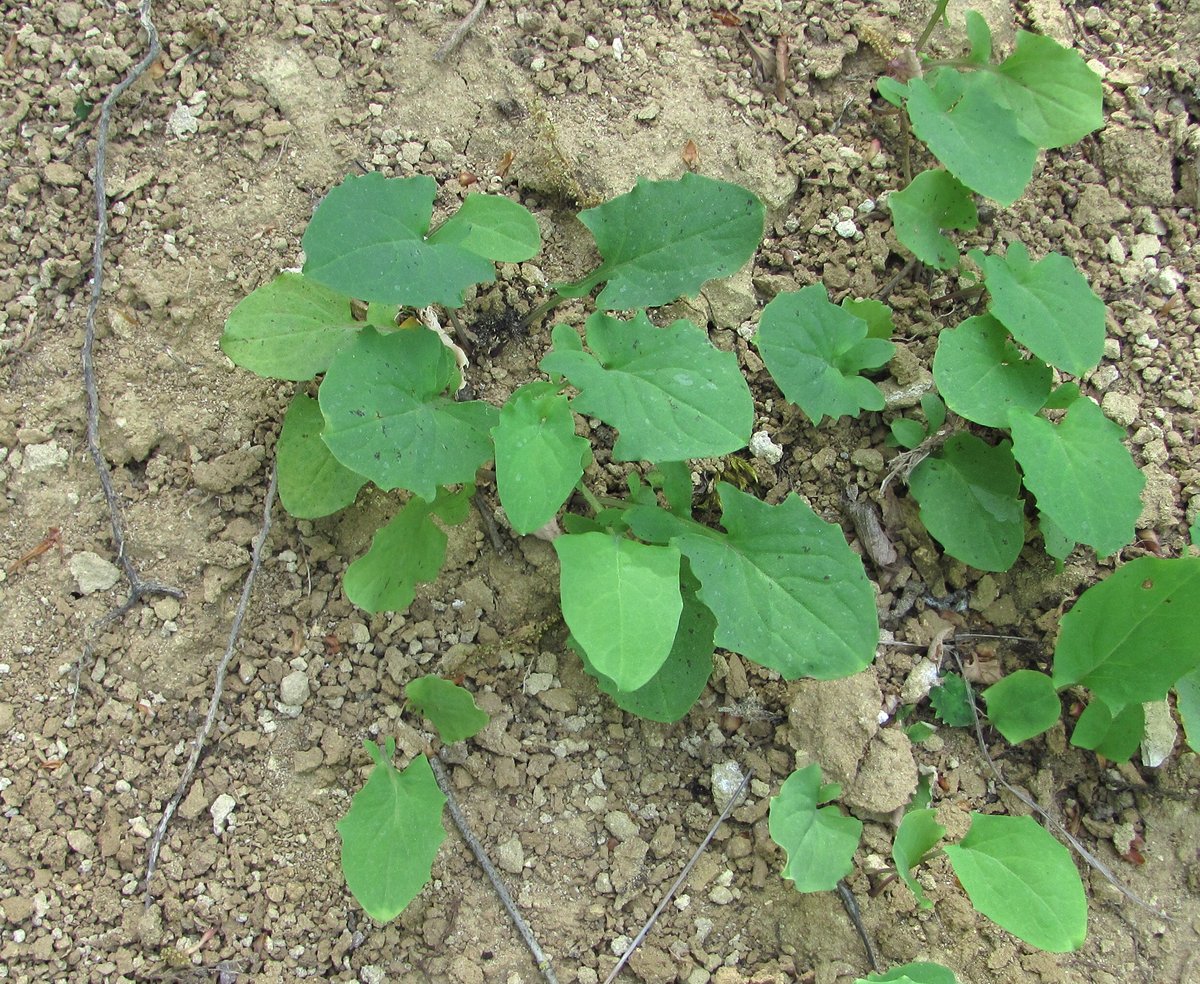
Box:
[1141,579,1154,589]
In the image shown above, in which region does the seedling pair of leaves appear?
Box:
[337,676,489,922]
[888,240,1145,572]
[769,763,1087,954]
[880,11,1102,267]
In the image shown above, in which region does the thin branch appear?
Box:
[836,879,880,973]
[72,0,181,721]
[434,0,489,63]
[428,755,560,984]
[949,650,1169,920]
[144,464,278,905]
[603,769,752,984]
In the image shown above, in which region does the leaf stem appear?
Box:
[575,480,605,516]
[520,293,566,332]
[914,0,950,55]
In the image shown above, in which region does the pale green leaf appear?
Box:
[893,808,946,909]
[756,285,895,425]
[338,745,446,922]
[221,272,360,380]
[406,676,489,743]
[944,813,1087,952]
[1069,699,1144,761]
[493,382,588,534]
[427,192,541,262]
[964,10,992,63]
[554,533,683,692]
[841,297,896,340]
[982,670,1061,744]
[769,764,863,893]
[994,32,1103,148]
[1174,665,1200,752]
[860,962,958,984]
[277,393,367,519]
[1008,398,1144,557]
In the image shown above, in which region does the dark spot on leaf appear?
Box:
[1142,579,1154,589]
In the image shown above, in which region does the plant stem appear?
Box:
[914,0,950,55]
[575,480,604,516]
[521,293,566,332]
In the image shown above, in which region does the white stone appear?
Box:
[280,670,310,706]
[210,793,236,834]
[167,104,199,137]
[1140,700,1176,768]
[748,430,783,465]
[834,218,858,239]
[22,442,68,472]
[69,552,121,595]
[711,761,745,812]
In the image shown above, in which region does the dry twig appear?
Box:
[434,0,489,62]
[144,465,278,904]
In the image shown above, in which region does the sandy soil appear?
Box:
[1,0,1198,982]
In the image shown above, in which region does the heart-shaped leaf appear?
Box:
[555,173,764,309]
[541,311,753,461]
[769,764,863,892]
[888,169,979,269]
[338,743,446,922]
[756,285,895,425]
[993,31,1103,148]
[981,670,1061,744]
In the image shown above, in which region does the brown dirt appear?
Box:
[1,1,1198,982]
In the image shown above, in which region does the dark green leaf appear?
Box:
[303,173,497,307]
[1008,399,1144,557]
[972,242,1105,376]
[921,393,947,433]
[1174,665,1200,753]
[891,418,927,450]
[1069,699,1144,761]
[930,673,973,727]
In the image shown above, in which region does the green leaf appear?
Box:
[904,70,1038,206]
[861,962,958,984]
[888,169,979,269]
[905,721,937,744]
[338,745,446,922]
[757,285,895,425]
[893,808,946,909]
[1039,510,1075,562]
[982,670,1061,744]
[932,315,1053,428]
[628,483,879,680]
[319,327,498,500]
[972,242,1106,376]
[302,173,497,307]
[576,562,715,722]
[930,673,973,727]
[877,76,909,109]
[891,418,927,450]
[426,192,541,262]
[277,393,367,519]
[994,32,1103,148]
[1043,382,1082,410]
[1174,665,1200,752]
[343,488,470,614]
[769,764,863,893]
[1008,399,1145,557]
[1191,515,1200,547]
[921,393,947,433]
[841,297,896,340]
[1052,557,1200,708]
[493,382,588,535]
[1069,699,1144,761]
[406,676,489,743]
[541,311,753,461]
[554,174,764,310]
[648,460,694,517]
[554,533,683,692]
[944,813,1087,952]
[221,272,361,380]
[964,10,992,63]
[909,434,1025,572]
